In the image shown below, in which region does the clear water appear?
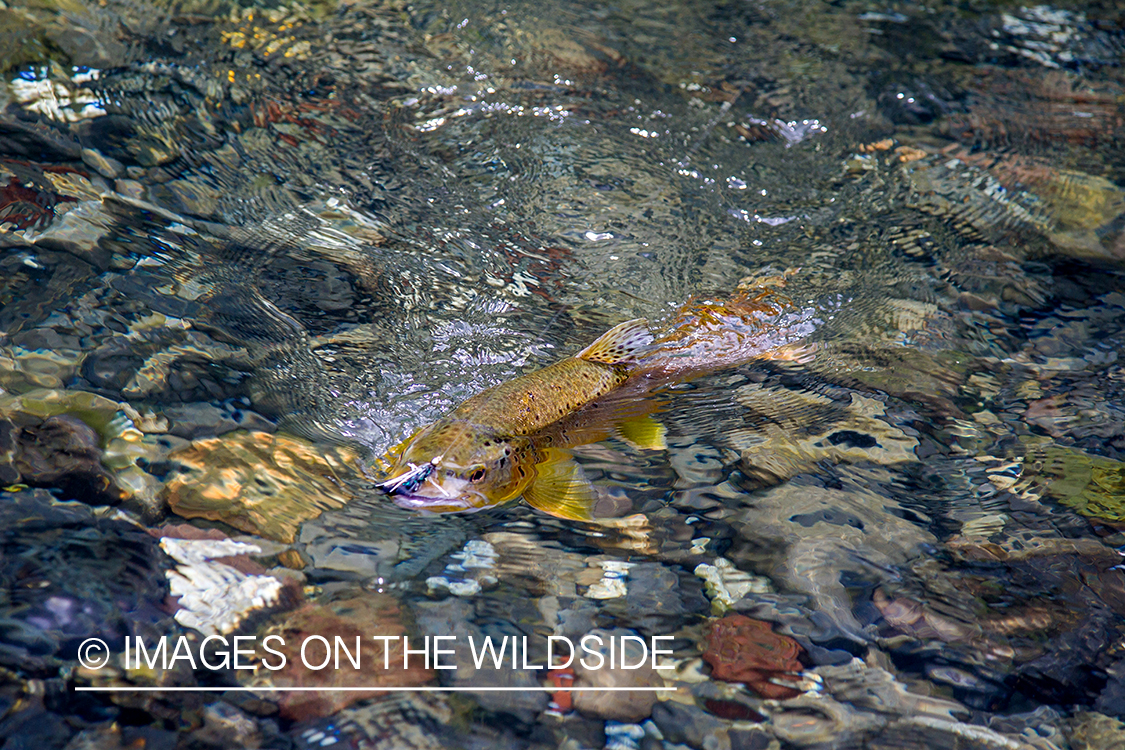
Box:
[2,0,1125,747]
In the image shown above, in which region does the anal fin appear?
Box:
[616,414,668,451]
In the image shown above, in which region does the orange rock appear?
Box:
[894,145,928,163]
[276,549,306,569]
[858,138,894,153]
[547,668,575,713]
[702,614,805,699]
[162,430,357,542]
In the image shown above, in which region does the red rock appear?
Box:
[704,698,766,722]
[702,614,805,699]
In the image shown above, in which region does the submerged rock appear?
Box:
[481,530,593,596]
[650,701,731,750]
[0,694,74,750]
[0,489,171,670]
[162,430,358,542]
[595,561,704,635]
[292,693,455,750]
[0,387,176,513]
[572,628,664,722]
[867,715,1055,750]
[250,593,433,721]
[412,598,548,722]
[2,413,124,505]
[732,594,862,666]
[159,532,300,636]
[159,400,276,440]
[702,614,805,699]
[729,387,920,487]
[1020,445,1125,526]
[729,476,937,634]
[817,658,966,721]
[299,501,468,582]
[1068,711,1125,750]
[0,389,129,497]
[770,695,884,747]
[190,702,263,750]
[695,557,773,612]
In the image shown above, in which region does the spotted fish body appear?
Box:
[444,319,651,435]
[379,283,817,518]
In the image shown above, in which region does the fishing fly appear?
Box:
[375,456,441,495]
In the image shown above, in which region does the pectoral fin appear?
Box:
[616,414,668,451]
[577,319,653,365]
[523,449,598,521]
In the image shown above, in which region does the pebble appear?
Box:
[80,147,123,179]
[114,178,146,200]
[160,401,276,440]
[650,700,729,750]
[163,177,220,217]
[190,702,262,749]
[1068,711,1125,750]
[424,538,499,595]
[604,721,644,750]
[695,557,773,611]
[770,695,882,747]
[292,694,453,750]
[585,560,632,599]
[3,413,125,505]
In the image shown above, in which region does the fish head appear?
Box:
[378,420,536,513]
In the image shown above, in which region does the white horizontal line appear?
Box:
[75,686,675,692]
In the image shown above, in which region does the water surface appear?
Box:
[2,0,1125,748]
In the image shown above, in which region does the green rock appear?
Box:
[1029,445,1125,524]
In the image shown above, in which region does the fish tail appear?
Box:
[639,269,817,375]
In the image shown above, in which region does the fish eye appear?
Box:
[468,468,486,483]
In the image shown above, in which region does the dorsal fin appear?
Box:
[576,319,653,365]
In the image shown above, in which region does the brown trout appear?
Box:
[376,281,817,519]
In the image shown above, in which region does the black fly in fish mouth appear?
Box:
[375,456,490,512]
[375,460,436,496]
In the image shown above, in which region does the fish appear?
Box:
[376,277,819,520]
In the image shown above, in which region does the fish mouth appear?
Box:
[388,490,486,513]
[377,463,492,513]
